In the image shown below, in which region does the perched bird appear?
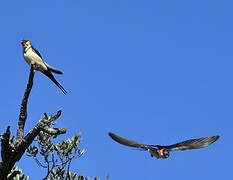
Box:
[109,132,219,159]
[21,40,67,94]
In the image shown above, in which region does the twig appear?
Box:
[43,152,56,180]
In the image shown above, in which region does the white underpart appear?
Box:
[23,48,47,71]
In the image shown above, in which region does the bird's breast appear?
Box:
[23,49,47,72]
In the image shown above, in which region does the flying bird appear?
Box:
[109,132,219,159]
[21,40,67,94]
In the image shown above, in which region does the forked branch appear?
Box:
[0,66,66,180]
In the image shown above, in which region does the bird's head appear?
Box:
[158,148,170,159]
[162,149,170,158]
[21,40,31,48]
[148,146,170,159]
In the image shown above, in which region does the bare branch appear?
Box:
[14,111,66,162]
[0,65,66,179]
[1,126,11,163]
[43,127,66,135]
[16,66,35,143]
[0,127,15,179]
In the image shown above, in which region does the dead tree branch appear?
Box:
[16,66,35,143]
[0,66,66,180]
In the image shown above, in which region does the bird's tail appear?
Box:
[44,62,63,74]
[42,70,67,94]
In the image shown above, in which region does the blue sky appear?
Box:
[0,0,232,179]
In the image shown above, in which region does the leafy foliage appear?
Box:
[27,131,86,180]
[7,166,28,180]
[5,130,103,180]
[27,128,89,180]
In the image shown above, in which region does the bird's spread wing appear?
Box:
[165,135,219,152]
[109,132,148,149]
